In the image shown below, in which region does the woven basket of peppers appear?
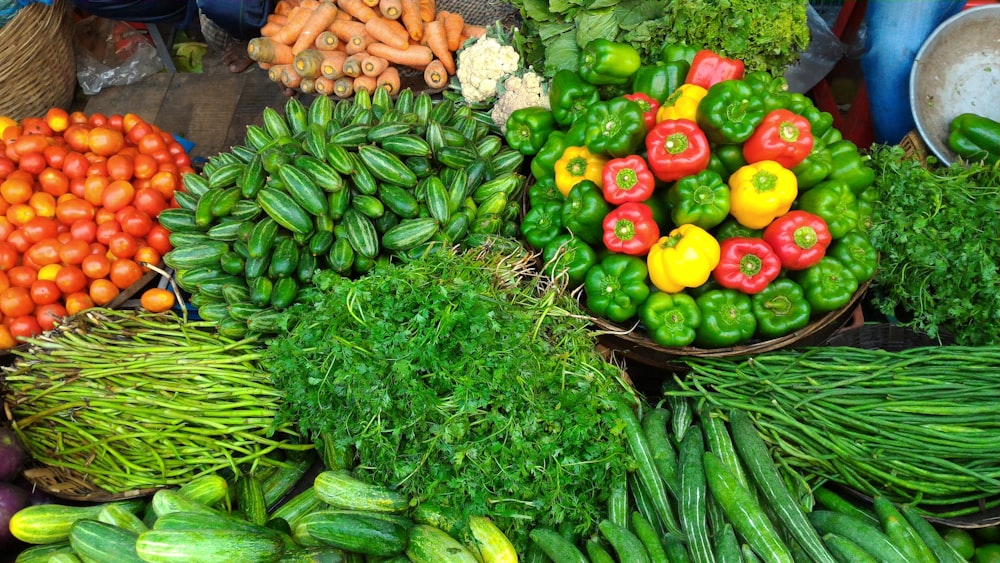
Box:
[511,41,877,366]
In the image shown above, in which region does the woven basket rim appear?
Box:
[0,0,76,121]
[21,465,163,503]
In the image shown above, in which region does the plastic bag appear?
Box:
[783,3,848,94]
[73,16,164,95]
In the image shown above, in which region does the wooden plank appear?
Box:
[151,72,246,161]
[83,73,173,124]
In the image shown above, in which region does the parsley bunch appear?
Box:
[867,145,1000,345]
[265,243,638,551]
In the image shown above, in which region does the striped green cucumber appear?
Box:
[278,165,328,216]
[347,153,378,195]
[313,470,408,513]
[608,481,629,529]
[823,533,879,563]
[262,106,292,139]
[713,523,742,563]
[176,473,230,508]
[678,430,713,563]
[899,504,966,563]
[703,451,794,563]
[323,140,355,175]
[158,208,206,233]
[377,184,420,219]
[268,237,300,278]
[248,217,281,259]
[374,209,400,234]
[172,189,199,211]
[700,408,751,490]
[669,395,693,443]
[630,512,669,563]
[381,217,439,251]
[163,241,228,270]
[12,542,76,563]
[641,407,679,500]
[270,276,298,309]
[230,144,257,163]
[294,510,409,557]
[872,497,936,563]
[438,210,470,244]
[729,409,836,563]
[614,401,682,536]
[135,528,285,563]
[168,231,214,248]
[475,135,503,159]
[207,221,243,242]
[379,134,431,157]
[195,188,224,226]
[328,123,369,147]
[258,188,314,235]
[244,124,271,151]
[351,194,385,219]
[284,96,309,135]
[599,519,651,563]
[8,500,144,545]
[237,473,269,526]
[246,307,285,333]
[207,162,246,190]
[527,527,587,563]
[434,146,477,169]
[341,208,379,258]
[357,145,417,188]
[586,539,617,563]
[97,503,148,534]
[307,230,335,256]
[271,487,326,530]
[471,172,522,204]
[239,153,266,198]
[371,84,392,112]
[366,121,411,143]
[302,122,327,160]
[151,488,220,518]
[69,519,143,563]
[181,172,211,198]
[813,486,878,525]
[413,91,433,124]
[491,149,526,177]
[326,237,355,275]
[406,524,479,563]
[244,252,271,280]
[259,452,316,510]
[307,93,333,127]
[466,515,517,563]
[294,154,344,192]
[422,176,450,223]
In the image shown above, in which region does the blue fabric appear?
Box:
[861,0,965,144]
[71,0,191,23]
[197,0,275,40]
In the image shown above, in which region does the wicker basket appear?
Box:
[0,0,76,121]
[19,465,161,503]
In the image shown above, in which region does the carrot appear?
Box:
[257,61,273,71]
[294,48,327,78]
[342,53,368,77]
[291,1,341,54]
[366,42,433,69]
[462,23,486,40]
[423,58,448,89]
[327,18,366,42]
[360,0,378,6]
[247,37,295,65]
[418,0,435,22]
[280,66,304,89]
[345,31,374,55]
[375,66,401,95]
[379,0,402,19]
[315,30,340,50]
[299,77,317,94]
[439,10,464,51]
[267,64,292,83]
[270,6,313,45]
[314,76,337,96]
[365,16,410,50]
[399,0,423,42]
[336,0,377,22]
[361,55,389,77]
[421,19,453,75]
[353,74,378,94]
[274,0,299,16]
[260,20,283,37]
[332,76,354,98]
[320,50,348,79]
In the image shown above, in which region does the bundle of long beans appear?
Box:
[1,308,310,493]
[668,345,1000,517]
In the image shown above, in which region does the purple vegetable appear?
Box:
[0,481,29,548]
[0,426,27,482]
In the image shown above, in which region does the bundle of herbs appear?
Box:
[866,145,1000,346]
[264,241,639,552]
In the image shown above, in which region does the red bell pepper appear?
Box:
[624,92,660,131]
[743,108,815,169]
[601,155,656,204]
[685,49,745,90]
[645,118,711,182]
[602,201,660,256]
[713,237,782,294]
[762,210,832,270]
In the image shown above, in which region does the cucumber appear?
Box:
[713,523,742,563]
[162,241,229,270]
[259,452,316,510]
[220,251,246,276]
[279,165,328,216]
[326,237,355,275]
[244,124,271,151]
[351,194,385,219]
[247,308,285,333]
[307,230,334,257]
[641,408,679,500]
[423,176,450,224]
[8,500,144,545]
[808,511,909,563]
[678,430,713,563]
[69,519,143,563]
[434,146,477,169]
[135,528,285,563]
[181,172,211,198]
[899,505,966,563]
[172,189,199,211]
[207,221,243,242]
[491,149,526,177]
[313,470,409,514]
[97,503,149,534]
[586,539,617,563]
[328,123,369,148]
[872,497,936,563]
[823,533,879,563]
[377,184,420,219]
[813,486,879,526]
[599,520,651,563]
[379,134,431,157]
[607,480,629,529]
[341,208,379,259]
[294,155,344,193]
[271,487,326,530]
[239,154,266,198]
[284,97,309,135]
[270,276,298,309]
[630,512,670,563]
[268,237,300,278]
[406,524,479,563]
[614,401,682,536]
[158,208,207,233]
[466,515,518,563]
[366,122,412,143]
[11,542,75,563]
[151,488,220,518]
[527,527,588,563]
[237,473,269,526]
[262,106,292,139]
[357,145,418,188]
[258,188,315,236]
[207,162,246,190]
[307,93,333,127]
[230,144,257,163]
[294,510,410,557]
[323,140,355,175]
[471,173,521,204]
[381,217,439,251]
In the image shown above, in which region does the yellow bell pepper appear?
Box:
[646,224,721,293]
[728,160,798,229]
[554,145,608,197]
[656,84,708,123]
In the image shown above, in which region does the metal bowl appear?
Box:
[909,4,1000,165]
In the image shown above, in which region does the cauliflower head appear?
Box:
[491,72,550,134]
[456,36,520,105]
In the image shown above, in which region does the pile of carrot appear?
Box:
[247,0,486,98]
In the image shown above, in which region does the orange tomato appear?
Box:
[145,224,172,255]
[89,278,119,305]
[44,107,70,133]
[8,314,41,341]
[132,153,158,180]
[0,216,14,241]
[95,220,121,245]
[6,203,36,226]
[109,257,143,289]
[64,290,94,315]
[6,229,30,253]
[22,216,59,243]
[101,180,135,212]
[0,286,34,317]
[29,279,60,306]
[61,151,90,179]
[82,175,108,207]
[107,231,138,259]
[106,153,134,181]
[137,132,168,155]
[122,113,144,133]
[81,253,111,279]
[11,133,50,157]
[118,209,152,238]
[19,118,52,137]
[55,264,87,294]
[0,156,15,179]
[0,324,15,349]
[88,112,108,128]
[7,265,36,288]
[17,152,48,176]
[68,111,89,125]
[63,124,91,153]
[37,167,69,197]
[28,192,57,218]
[42,144,68,169]
[133,245,161,269]
[35,302,68,331]
[58,238,91,265]
[26,238,62,267]
[132,187,167,218]
[140,287,175,313]
[56,199,96,226]
[87,126,125,157]
[149,170,178,199]
[106,114,124,132]
[0,241,18,271]
[1,176,33,205]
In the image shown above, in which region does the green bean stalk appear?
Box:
[667,346,1000,517]
[1,308,311,494]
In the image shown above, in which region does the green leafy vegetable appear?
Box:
[866,145,1000,346]
[265,242,638,552]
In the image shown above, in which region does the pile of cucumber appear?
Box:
[159,87,526,337]
[525,399,971,563]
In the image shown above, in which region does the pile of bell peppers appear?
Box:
[512,40,880,349]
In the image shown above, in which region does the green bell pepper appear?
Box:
[694,288,757,348]
[791,138,834,190]
[542,233,598,287]
[527,176,564,207]
[584,96,648,158]
[505,107,556,156]
[948,113,1000,164]
[715,217,763,240]
[696,79,766,145]
[793,256,858,314]
[639,291,702,348]
[561,179,612,246]
[549,69,601,127]
[750,277,812,339]
[827,140,875,195]
[743,70,791,112]
[827,230,878,284]
[579,39,641,86]
[661,43,698,65]
[521,199,565,250]
[530,130,568,181]
[584,253,651,323]
[795,179,859,239]
[714,143,748,177]
[631,61,690,104]
[666,169,731,230]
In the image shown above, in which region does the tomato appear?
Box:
[140,287,176,312]
[109,257,144,289]
[0,241,18,271]
[133,245,161,269]
[20,118,52,137]
[12,134,50,157]
[114,204,136,224]
[137,132,168,155]
[0,217,14,242]
[36,263,61,281]
[119,208,152,238]
[102,180,135,212]
[86,159,107,178]
[106,114,124,132]
[8,314,41,341]
[88,112,109,128]
[95,220,121,245]
[87,126,125,157]
[57,199,96,226]
[0,324,15,349]
[1,176,33,205]
[37,167,70,197]
[63,124,91,153]
[28,192,56,219]
[107,231,138,259]
[131,152,158,180]
[6,229,30,253]
[0,286,34,317]
[149,170,178,199]
[95,207,116,225]
[122,113,144,134]
[64,291,94,315]
[81,253,111,279]
[26,238,61,267]
[61,151,90,179]
[35,302,68,331]
[22,216,60,243]
[89,278,119,305]
[53,263,87,293]
[29,279,60,306]
[58,238,91,265]
[106,153,134,181]
[6,203,35,226]
[44,107,70,133]
[82,175,108,206]
[0,156,15,179]
[132,187,167,218]
[7,264,36,288]
[145,223,172,255]
[16,152,47,176]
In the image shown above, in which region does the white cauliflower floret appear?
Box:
[456,36,520,104]
[491,71,551,134]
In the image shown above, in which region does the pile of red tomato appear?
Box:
[0,108,189,349]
